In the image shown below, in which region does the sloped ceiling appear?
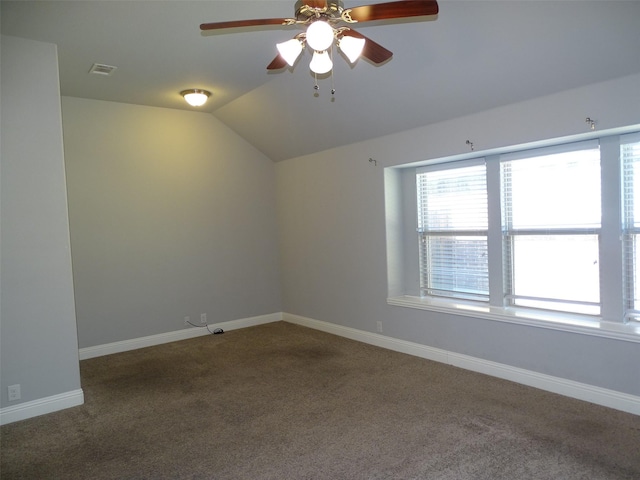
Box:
[2,1,639,161]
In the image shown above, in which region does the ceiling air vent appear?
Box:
[89,63,117,76]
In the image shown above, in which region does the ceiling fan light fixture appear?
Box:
[305,20,334,52]
[181,89,211,107]
[338,35,366,64]
[277,38,304,66]
[201,0,441,73]
[309,50,333,74]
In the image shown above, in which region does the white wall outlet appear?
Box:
[8,384,21,401]
[184,316,190,326]
[200,313,207,324]
[376,321,383,333]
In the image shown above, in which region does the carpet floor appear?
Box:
[1,321,639,479]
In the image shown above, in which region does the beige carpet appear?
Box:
[2,321,639,479]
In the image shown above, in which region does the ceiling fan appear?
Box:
[200,1,439,73]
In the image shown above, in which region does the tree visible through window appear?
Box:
[417,162,488,301]
[416,142,607,316]
[410,132,640,325]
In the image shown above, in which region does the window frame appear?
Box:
[386,127,640,343]
[500,140,602,316]
[621,132,640,321]
[416,160,489,302]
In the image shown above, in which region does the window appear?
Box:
[501,144,601,315]
[417,162,488,301]
[622,134,640,320]
[401,132,640,328]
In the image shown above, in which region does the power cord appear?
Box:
[185,320,224,335]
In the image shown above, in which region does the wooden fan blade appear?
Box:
[347,0,438,23]
[342,29,393,64]
[267,54,288,70]
[200,18,288,31]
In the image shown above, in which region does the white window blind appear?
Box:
[622,133,640,320]
[407,130,640,328]
[417,162,489,301]
[501,142,601,315]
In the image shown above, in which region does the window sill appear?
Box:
[387,295,640,343]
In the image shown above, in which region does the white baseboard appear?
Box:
[8,312,636,426]
[283,313,640,416]
[79,312,283,360]
[0,389,84,426]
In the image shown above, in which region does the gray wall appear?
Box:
[61,98,282,349]
[2,32,638,421]
[1,36,82,409]
[276,74,640,396]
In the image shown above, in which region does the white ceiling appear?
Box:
[2,1,640,161]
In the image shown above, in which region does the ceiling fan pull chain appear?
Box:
[330,46,336,96]
[314,71,319,93]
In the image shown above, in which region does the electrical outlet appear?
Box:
[8,384,21,401]
[184,316,190,326]
[376,321,383,333]
[200,313,207,324]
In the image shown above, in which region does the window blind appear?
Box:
[501,144,601,315]
[501,143,601,231]
[622,133,640,320]
[416,162,489,300]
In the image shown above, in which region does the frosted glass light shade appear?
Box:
[277,39,303,66]
[339,35,365,63]
[306,21,334,52]
[309,51,333,74]
[181,89,211,107]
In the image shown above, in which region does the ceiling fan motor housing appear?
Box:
[295,0,345,23]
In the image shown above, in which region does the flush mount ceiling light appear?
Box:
[200,1,439,80]
[180,89,211,107]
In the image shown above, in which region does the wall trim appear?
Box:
[283,313,640,416]
[387,296,640,343]
[0,389,84,426]
[79,312,283,360]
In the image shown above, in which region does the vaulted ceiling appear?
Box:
[2,1,639,161]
